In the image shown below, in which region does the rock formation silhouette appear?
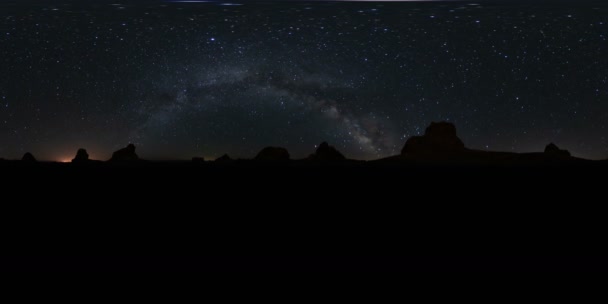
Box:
[544,143,571,158]
[109,144,139,162]
[72,148,90,163]
[0,122,591,166]
[192,157,205,163]
[401,122,466,157]
[309,142,346,161]
[215,154,232,162]
[22,152,37,162]
[255,147,290,161]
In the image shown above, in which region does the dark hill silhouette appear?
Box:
[544,143,571,158]
[72,148,90,163]
[308,142,346,161]
[22,152,37,162]
[109,144,139,162]
[215,154,232,162]
[255,147,290,161]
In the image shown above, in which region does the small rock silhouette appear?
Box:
[72,148,90,163]
[215,154,232,162]
[22,152,37,162]
[309,142,346,161]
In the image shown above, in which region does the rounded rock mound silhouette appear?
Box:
[544,143,571,158]
[109,144,139,162]
[22,152,37,162]
[401,122,466,156]
[309,142,346,161]
[255,147,290,161]
[72,148,90,163]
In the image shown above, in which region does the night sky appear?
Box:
[1,1,608,161]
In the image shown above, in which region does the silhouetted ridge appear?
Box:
[215,154,232,162]
[0,122,593,166]
[401,122,466,157]
[255,147,290,161]
[309,142,346,161]
[22,152,37,162]
[544,143,571,158]
[109,144,139,162]
[72,148,90,163]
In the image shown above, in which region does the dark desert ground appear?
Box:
[2,122,607,271]
[1,1,608,271]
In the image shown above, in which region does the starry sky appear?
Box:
[1,0,608,161]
